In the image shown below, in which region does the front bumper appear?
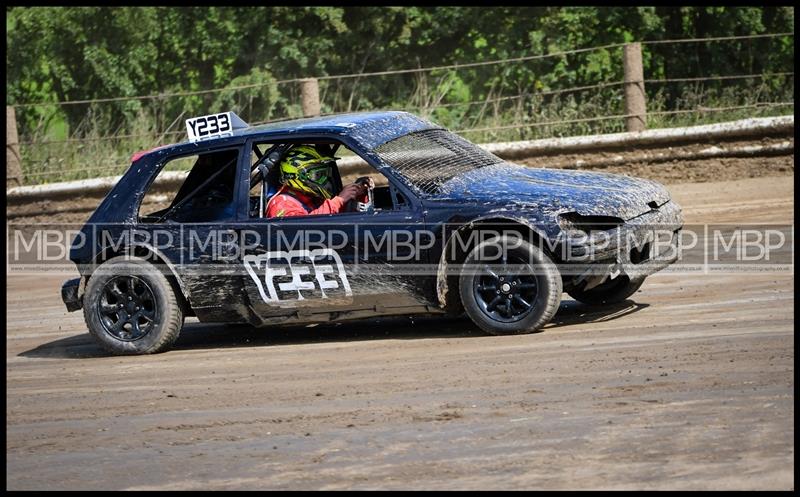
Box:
[561,200,684,282]
[61,278,83,312]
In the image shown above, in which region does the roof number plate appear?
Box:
[185,111,248,142]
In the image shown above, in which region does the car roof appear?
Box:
[170,110,442,151]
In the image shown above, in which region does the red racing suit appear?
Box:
[266,187,364,218]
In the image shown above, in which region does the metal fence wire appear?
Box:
[374,129,504,196]
[6,32,794,186]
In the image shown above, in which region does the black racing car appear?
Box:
[62,111,683,354]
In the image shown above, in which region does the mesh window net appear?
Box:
[375,129,503,196]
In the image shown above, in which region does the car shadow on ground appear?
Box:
[18,299,649,359]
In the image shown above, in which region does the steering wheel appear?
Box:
[346,177,374,212]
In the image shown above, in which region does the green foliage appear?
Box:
[6,6,795,184]
[209,67,279,122]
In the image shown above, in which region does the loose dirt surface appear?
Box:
[517,136,794,185]
[6,169,794,489]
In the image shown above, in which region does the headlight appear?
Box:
[558,213,624,239]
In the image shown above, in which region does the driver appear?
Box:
[266,145,373,218]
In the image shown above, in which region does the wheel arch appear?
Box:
[89,242,193,315]
[435,216,553,310]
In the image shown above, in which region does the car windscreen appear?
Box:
[374,129,503,196]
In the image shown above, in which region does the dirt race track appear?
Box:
[6,172,794,490]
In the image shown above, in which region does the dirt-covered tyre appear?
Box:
[82,256,184,355]
[567,274,646,305]
[459,234,562,335]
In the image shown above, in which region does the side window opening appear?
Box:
[248,140,399,219]
[139,148,240,223]
[393,189,409,208]
[335,145,396,211]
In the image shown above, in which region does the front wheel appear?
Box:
[459,235,562,335]
[567,274,646,305]
[82,256,184,355]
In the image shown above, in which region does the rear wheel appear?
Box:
[83,256,184,355]
[459,234,562,335]
[567,274,645,305]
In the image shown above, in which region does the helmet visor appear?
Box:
[303,161,335,185]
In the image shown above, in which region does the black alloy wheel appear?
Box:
[473,255,540,323]
[98,275,158,341]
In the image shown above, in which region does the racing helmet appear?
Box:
[279,145,338,200]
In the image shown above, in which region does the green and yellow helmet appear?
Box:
[279,145,338,200]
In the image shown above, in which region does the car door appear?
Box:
[238,157,438,323]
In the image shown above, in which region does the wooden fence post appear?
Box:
[623,42,646,132]
[7,106,24,188]
[299,78,321,117]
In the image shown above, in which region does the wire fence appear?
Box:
[9,31,794,185]
[11,31,794,109]
[454,101,795,134]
